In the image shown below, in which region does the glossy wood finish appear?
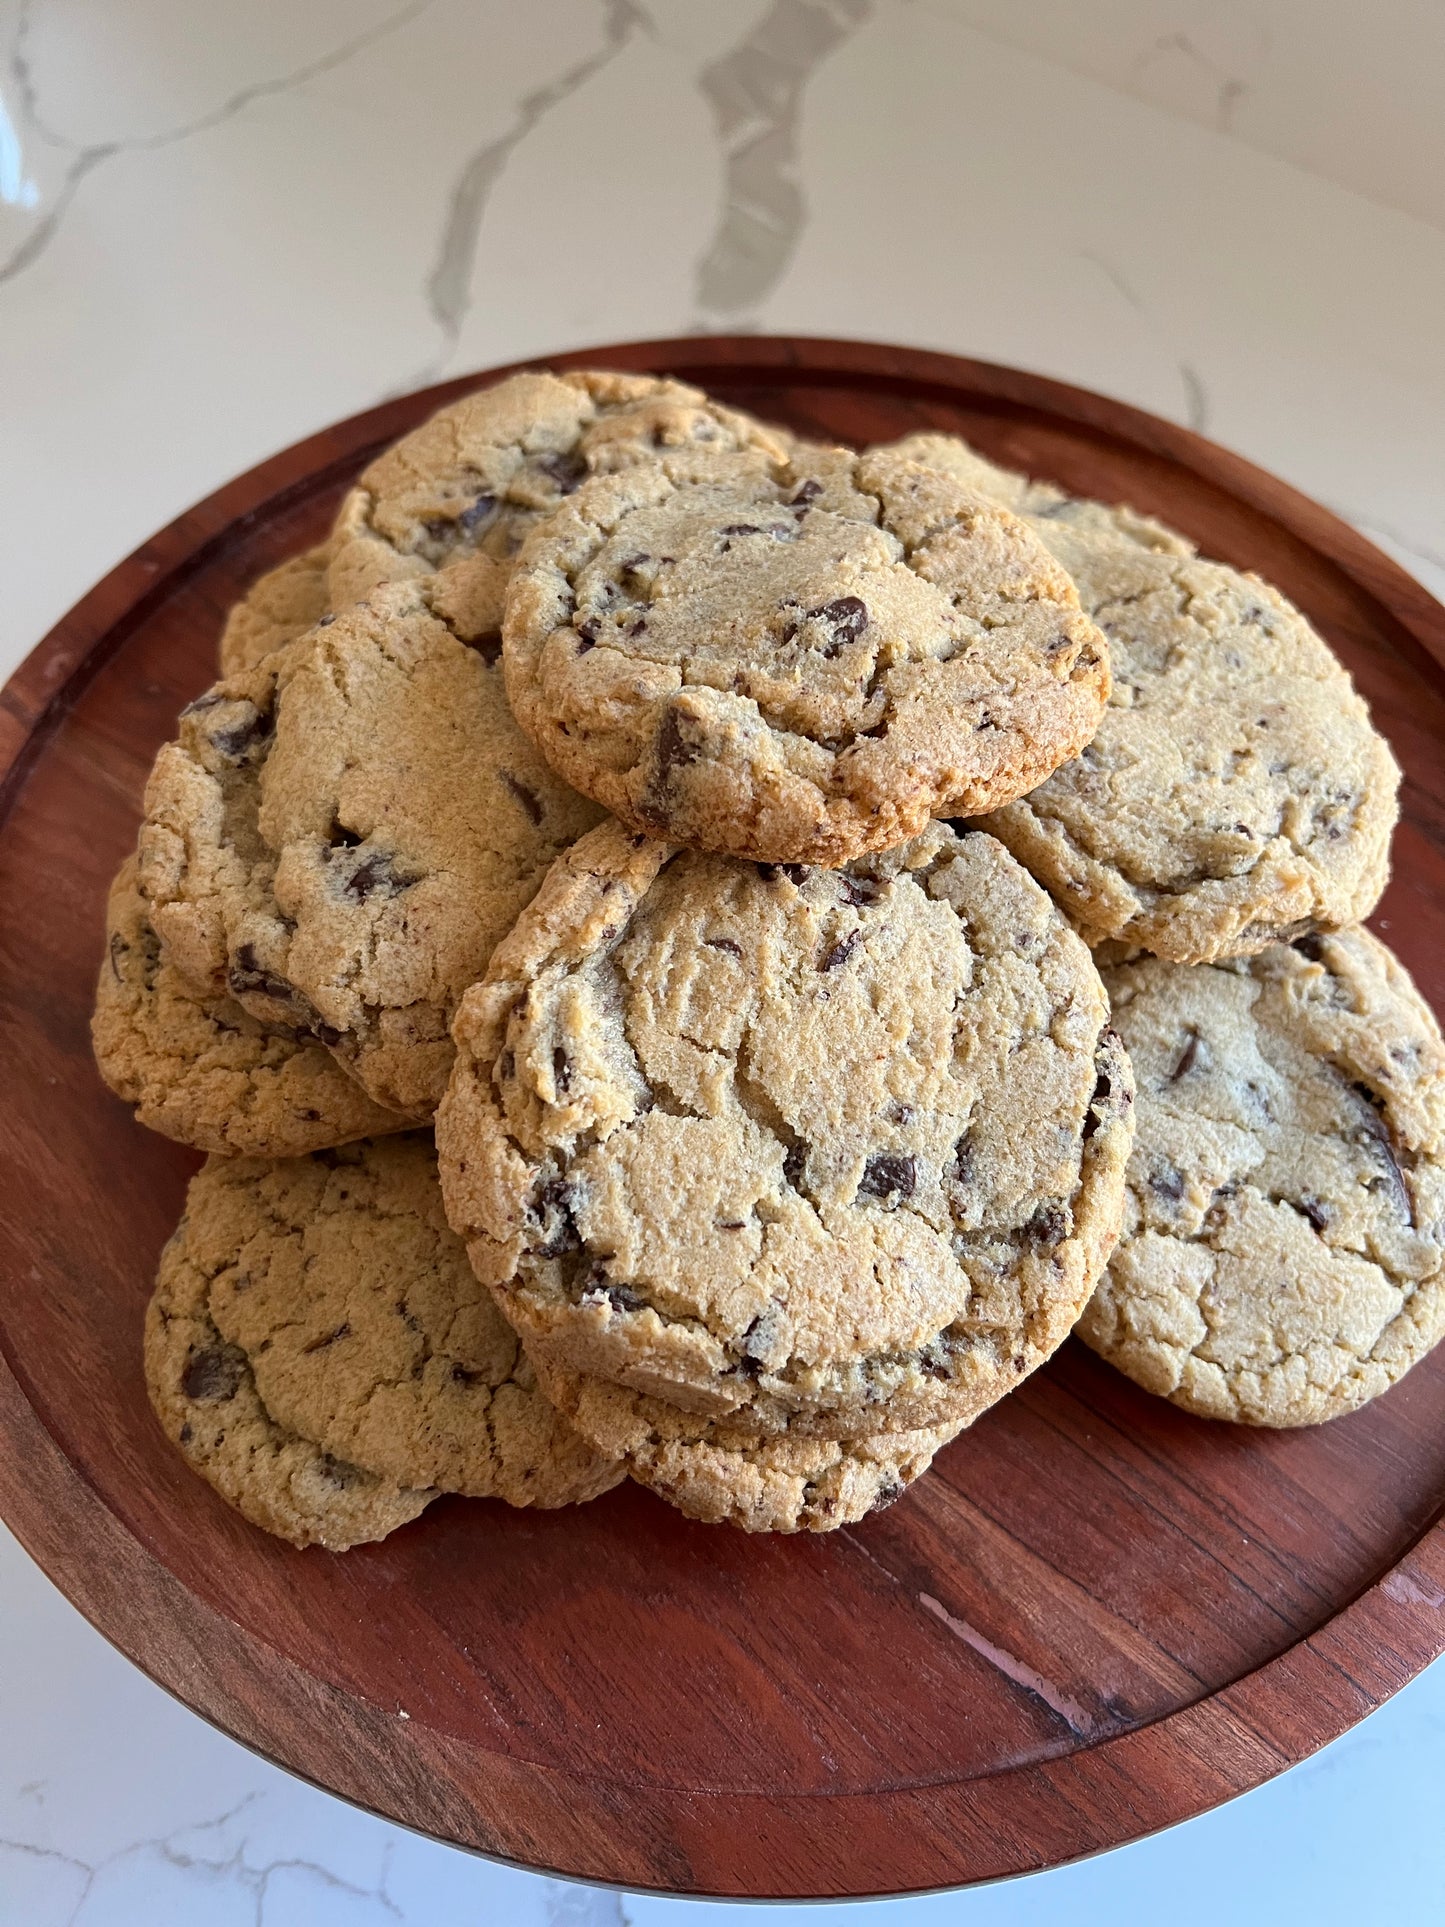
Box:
[1,338,1443,1901]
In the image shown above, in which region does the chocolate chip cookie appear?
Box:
[877,434,1400,961]
[878,431,1193,556]
[93,856,406,1156]
[147,1207,432,1550]
[980,531,1400,961]
[1081,929,1445,1424]
[502,446,1111,865]
[185,1136,621,1503]
[328,369,787,646]
[219,544,331,677]
[138,583,603,1119]
[533,1353,964,1531]
[438,818,1134,1436]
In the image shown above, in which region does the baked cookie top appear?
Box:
[878,435,1400,962]
[147,1207,432,1551]
[328,369,787,646]
[977,529,1400,962]
[501,447,1111,865]
[93,856,405,1157]
[878,431,1193,556]
[183,1136,621,1504]
[437,819,1134,1435]
[218,544,331,677]
[1080,929,1445,1425]
[137,582,603,1119]
[534,1354,962,1533]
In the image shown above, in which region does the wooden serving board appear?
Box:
[2,338,1443,1902]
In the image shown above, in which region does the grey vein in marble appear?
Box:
[1079,247,1209,433]
[411,0,651,388]
[0,0,436,286]
[1132,29,1253,136]
[693,0,871,323]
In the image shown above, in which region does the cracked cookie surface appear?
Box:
[219,544,332,677]
[185,1135,622,1503]
[328,369,787,645]
[147,1203,433,1550]
[1081,929,1445,1424]
[880,433,1400,961]
[93,856,406,1156]
[532,1352,964,1531]
[438,818,1134,1435]
[137,582,603,1119]
[502,446,1111,865]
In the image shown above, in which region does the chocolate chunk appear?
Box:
[783,1143,807,1190]
[1150,1165,1186,1202]
[790,478,823,508]
[809,595,868,654]
[839,874,881,907]
[920,1356,951,1381]
[1291,934,1325,962]
[705,936,742,955]
[457,491,498,534]
[576,618,600,651]
[653,704,701,783]
[1169,1027,1207,1081]
[501,771,543,825]
[552,1046,572,1095]
[318,1454,364,1490]
[627,616,647,637]
[180,692,226,719]
[1350,1081,1414,1225]
[869,1479,904,1513]
[719,522,764,536]
[178,1422,193,1444]
[450,1361,486,1386]
[1298,1195,1333,1233]
[227,944,297,1006]
[210,707,272,762]
[529,1177,580,1259]
[180,1346,243,1402]
[819,929,862,972]
[1026,1202,1068,1246]
[858,1153,917,1204]
[343,851,420,901]
[1083,1029,1131,1139]
[583,1275,646,1315]
[537,450,587,493]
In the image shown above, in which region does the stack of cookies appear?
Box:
[92,369,1445,1551]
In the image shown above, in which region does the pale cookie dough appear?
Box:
[877,431,1193,555]
[218,544,331,677]
[1081,929,1445,1425]
[328,369,787,644]
[147,1209,432,1550]
[502,446,1111,865]
[533,1354,964,1532]
[879,433,1400,962]
[138,583,603,1119]
[187,1136,622,1504]
[438,818,1135,1437]
[93,856,406,1156]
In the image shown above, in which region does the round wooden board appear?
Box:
[2,337,1443,1902]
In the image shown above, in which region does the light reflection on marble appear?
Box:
[1,2,1443,1921]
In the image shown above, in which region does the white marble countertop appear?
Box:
[2,3,1443,1921]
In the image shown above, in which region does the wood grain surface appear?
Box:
[1,337,1442,1901]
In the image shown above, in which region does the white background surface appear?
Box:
[2,2,1443,1920]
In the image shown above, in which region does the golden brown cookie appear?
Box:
[438,819,1134,1437]
[146,1207,433,1551]
[137,584,603,1119]
[93,856,405,1157]
[502,446,1111,864]
[186,1136,622,1503]
[1081,929,1445,1424]
[218,544,331,677]
[328,369,787,644]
